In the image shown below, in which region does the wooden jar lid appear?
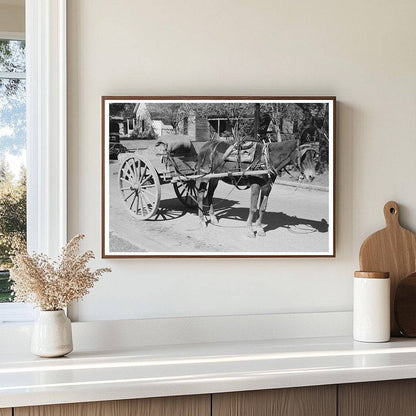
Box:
[354,271,390,279]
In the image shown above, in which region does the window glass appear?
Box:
[0,39,26,73]
[0,39,26,303]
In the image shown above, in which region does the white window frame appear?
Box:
[0,0,67,323]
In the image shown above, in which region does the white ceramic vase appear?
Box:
[31,310,73,358]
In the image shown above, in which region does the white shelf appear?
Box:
[2,335,416,408]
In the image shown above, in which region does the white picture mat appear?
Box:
[103,98,335,257]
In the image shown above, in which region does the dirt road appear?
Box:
[108,158,331,254]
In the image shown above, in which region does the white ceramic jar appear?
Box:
[353,271,390,343]
[31,310,73,357]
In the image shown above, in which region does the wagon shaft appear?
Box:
[171,169,271,182]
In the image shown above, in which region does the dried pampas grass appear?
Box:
[10,234,111,311]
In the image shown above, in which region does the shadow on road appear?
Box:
[149,197,198,222]
[214,201,328,234]
[262,212,329,233]
[150,199,187,222]
[149,196,329,235]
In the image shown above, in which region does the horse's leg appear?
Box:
[197,178,208,227]
[255,182,272,237]
[207,179,219,225]
[247,183,260,238]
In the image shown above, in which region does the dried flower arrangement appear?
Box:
[10,234,111,311]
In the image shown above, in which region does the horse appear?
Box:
[195,139,320,238]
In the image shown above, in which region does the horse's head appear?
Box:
[267,140,320,181]
[297,142,320,182]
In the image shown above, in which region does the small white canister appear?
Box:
[353,271,390,343]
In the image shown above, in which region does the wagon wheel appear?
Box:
[173,179,198,208]
[119,155,161,220]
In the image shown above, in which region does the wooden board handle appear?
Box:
[384,201,400,228]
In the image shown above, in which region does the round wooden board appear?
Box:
[395,273,416,337]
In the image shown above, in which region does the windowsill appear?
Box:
[0,302,35,324]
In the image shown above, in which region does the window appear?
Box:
[0,1,67,324]
[0,34,26,306]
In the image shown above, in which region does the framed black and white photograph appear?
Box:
[102,96,335,258]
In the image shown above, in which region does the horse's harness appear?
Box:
[263,141,320,179]
[201,139,320,190]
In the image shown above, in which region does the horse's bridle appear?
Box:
[296,141,320,172]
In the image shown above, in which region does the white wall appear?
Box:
[0,3,24,32]
[67,0,416,322]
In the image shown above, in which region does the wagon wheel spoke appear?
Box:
[140,191,153,211]
[122,162,136,181]
[142,189,158,208]
[132,162,138,183]
[138,193,145,215]
[129,192,137,210]
[135,192,139,214]
[123,190,136,202]
[140,174,153,186]
[136,161,143,183]
[137,193,143,215]
[128,159,137,182]
[186,186,198,206]
[120,177,134,186]
[120,171,134,183]
[186,187,195,204]
[177,183,187,197]
[184,188,192,203]
[139,190,149,207]
[141,188,157,199]
[139,165,150,184]
[173,179,198,209]
[126,169,135,182]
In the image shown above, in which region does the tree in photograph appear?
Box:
[109,103,135,119]
[147,103,193,134]
[259,103,305,141]
[263,103,281,141]
[296,103,329,133]
[295,103,330,171]
[194,103,255,141]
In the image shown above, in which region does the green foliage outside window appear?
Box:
[0,39,26,302]
[0,161,26,302]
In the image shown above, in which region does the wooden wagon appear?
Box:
[117,138,270,220]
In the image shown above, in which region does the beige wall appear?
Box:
[67,0,416,321]
[0,4,24,33]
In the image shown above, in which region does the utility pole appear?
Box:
[254,103,260,140]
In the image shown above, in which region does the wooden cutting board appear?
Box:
[359,201,416,335]
[395,273,416,337]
